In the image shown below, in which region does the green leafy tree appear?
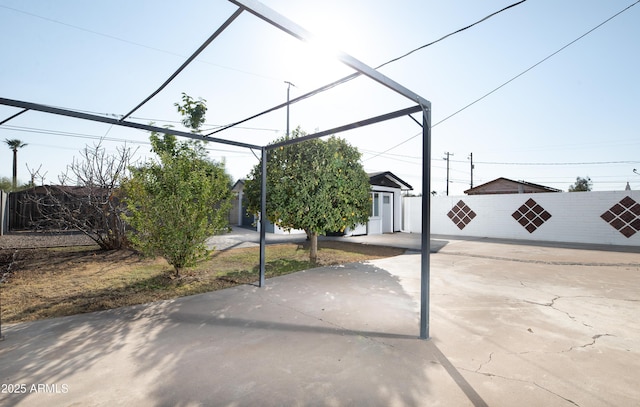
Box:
[0,177,12,191]
[123,133,231,276]
[1,176,33,192]
[122,95,231,277]
[244,128,371,263]
[568,176,592,192]
[175,92,207,132]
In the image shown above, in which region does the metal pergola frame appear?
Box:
[0,0,432,339]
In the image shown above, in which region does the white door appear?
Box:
[382,193,393,233]
[368,192,382,234]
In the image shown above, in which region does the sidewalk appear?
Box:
[205,226,308,251]
[210,226,640,256]
[1,231,639,406]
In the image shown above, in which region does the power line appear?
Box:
[362,148,640,167]
[6,1,634,168]
[70,110,281,133]
[0,4,282,82]
[120,9,244,121]
[433,0,640,128]
[365,0,640,161]
[208,0,529,138]
[3,1,530,143]
[535,174,636,180]
[142,121,279,134]
[453,160,640,166]
[376,0,528,70]
[0,124,254,155]
[0,124,145,143]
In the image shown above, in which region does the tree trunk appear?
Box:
[12,149,17,189]
[309,231,318,263]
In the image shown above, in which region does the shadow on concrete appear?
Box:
[133,263,488,406]
[0,306,144,405]
[430,239,450,253]
[170,313,417,340]
[429,342,489,407]
[0,253,486,406]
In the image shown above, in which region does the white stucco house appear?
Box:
[230,171,412,236]
[347,171,413,235]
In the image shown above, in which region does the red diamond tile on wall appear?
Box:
[601,196,640,238]
[447,200,477,230]
[511,199,552,233]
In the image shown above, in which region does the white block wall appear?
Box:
[403,191,640,247]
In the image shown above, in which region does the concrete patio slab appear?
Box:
[1,234,639,406]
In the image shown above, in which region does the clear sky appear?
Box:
[1,0,639,195]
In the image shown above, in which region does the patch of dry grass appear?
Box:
[1,241,403,323]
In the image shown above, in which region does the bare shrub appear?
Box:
[26,142,137,250]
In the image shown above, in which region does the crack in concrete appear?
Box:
[520,287,639,305]
[565,334,614,353]
[523,294,637,329]
[462,366,581,406]
[475,352,493,373]
[518,283,573,320]
[533,382,581,406]
[523,296,559,308]
[464,334,612,405]
[523,296,580,324]
[514,333,614,357]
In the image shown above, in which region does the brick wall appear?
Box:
[403,191,640,246]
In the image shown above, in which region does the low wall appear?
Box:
[403,191,640,247]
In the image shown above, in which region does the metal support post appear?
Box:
[259,147,267,287]
[420,106,431,340]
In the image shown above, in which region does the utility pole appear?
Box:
[443,152,453,196]
[468,152,474,189]
[284,81,295,136]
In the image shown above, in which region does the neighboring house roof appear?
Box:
[231,179,245,193]
[368,171,413,191]
[464,177,561,195]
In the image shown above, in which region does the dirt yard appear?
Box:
[0,231,404,323]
